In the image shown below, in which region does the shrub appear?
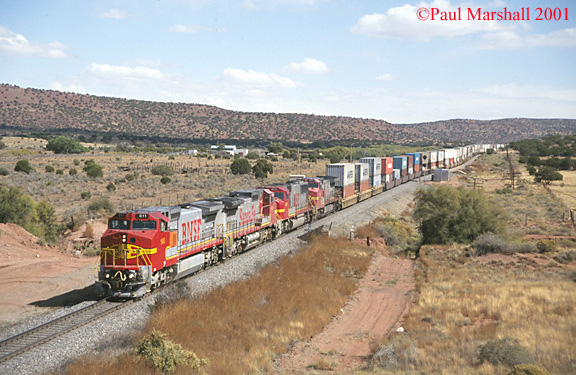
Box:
[553,250,576,264]
[88,197,116,217]
[46,136,88,154]
[69,168,78,175]
[508,364,549,375]
[56,169,64,175]
[45,165,55,173]
[83,160,103,178]
[160,176,171,184]
[414,185,507,244]
[534,166,563,184]
[478,337,534,367]
[252,158,273,179]
[473,232,508,256]
[106,182,116,192]
[151,165,174,176]
[81,191,92,200]
[536,239,556,253]
[137,330,208,374]
[0,167,9,176]
[14,159,35,174]
[230,158,251,175]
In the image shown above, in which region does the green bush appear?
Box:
[0,167,9,176]
[14,159,35,174]
[106,182,116,192]
[45,165,55,173]
[252,158,273,179]
[0,183,63,244]
[69,168,78,175]
[83,160,103,178]
[160,176,171,184]
[508,364,549,375]
[230,158,251,175]
[414,185,507,244]
[151,165,174,176]
[46,136,88,154]
[137,330,208,374]
[81,191,92,200]
[478,338,534,367]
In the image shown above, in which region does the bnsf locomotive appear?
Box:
[97,144,501,297]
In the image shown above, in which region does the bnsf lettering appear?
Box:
[181,218,202,245]
[293,193,300,206]
[347,171,354,179]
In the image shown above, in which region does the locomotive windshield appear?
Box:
[133,220,157,230]
[109,219,130,230]
[308,182,319,188]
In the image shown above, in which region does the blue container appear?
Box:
[405,153,421,165]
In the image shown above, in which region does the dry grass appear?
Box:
[373,245,576,375]
[62,235,373,375]
[0,138,328,219]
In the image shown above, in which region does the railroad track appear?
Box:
[0,298,126,364]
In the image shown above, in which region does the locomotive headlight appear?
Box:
[128,271,136,279]
[122,234,127,243]
[104,271,111,279]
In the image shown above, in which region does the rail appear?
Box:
[0,298,127,364]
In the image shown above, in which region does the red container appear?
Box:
[381,157,394,174]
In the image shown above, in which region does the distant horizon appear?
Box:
[3,82,575,126]
[1,1,574,123]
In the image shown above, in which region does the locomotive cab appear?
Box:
[98,210,171,298]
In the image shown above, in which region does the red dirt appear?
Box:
[0,223,104,327]
[0,222,417,375]
[276,241,416,374]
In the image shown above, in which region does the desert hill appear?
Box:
[1,83,575,144]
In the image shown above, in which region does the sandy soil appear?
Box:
[276,240,416,374]
[0,223,104,328]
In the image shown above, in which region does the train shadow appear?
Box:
[30,284,101,307]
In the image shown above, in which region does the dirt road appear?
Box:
[277,241,416,373]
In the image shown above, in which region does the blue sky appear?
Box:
[0,0,574,123]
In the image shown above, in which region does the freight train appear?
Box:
[97,143,503,297]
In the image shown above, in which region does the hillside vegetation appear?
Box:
[2,84,575,144]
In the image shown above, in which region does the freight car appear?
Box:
[97,144,501,297]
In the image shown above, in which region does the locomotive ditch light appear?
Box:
[128,271,136,279]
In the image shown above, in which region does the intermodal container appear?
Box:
[360,157,383,187]
[381,157,394,175]
[430,151,438,168]
[393,156,408,177]
[437,150,445,168]
[405,153,421,172]
[405,154,414,175]
[326,163,355,198]
[355,163,370,192]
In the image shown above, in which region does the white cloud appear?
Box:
[376,73,394,82]
[473,83,576,103]
[351,0,510,41]
[281,58,329,74]
[0,25,69,58]
[101,8,128,20]
[480,27,576,49]
[220,68,301,88]
[170,24,200,34]
[83,63,165,81]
